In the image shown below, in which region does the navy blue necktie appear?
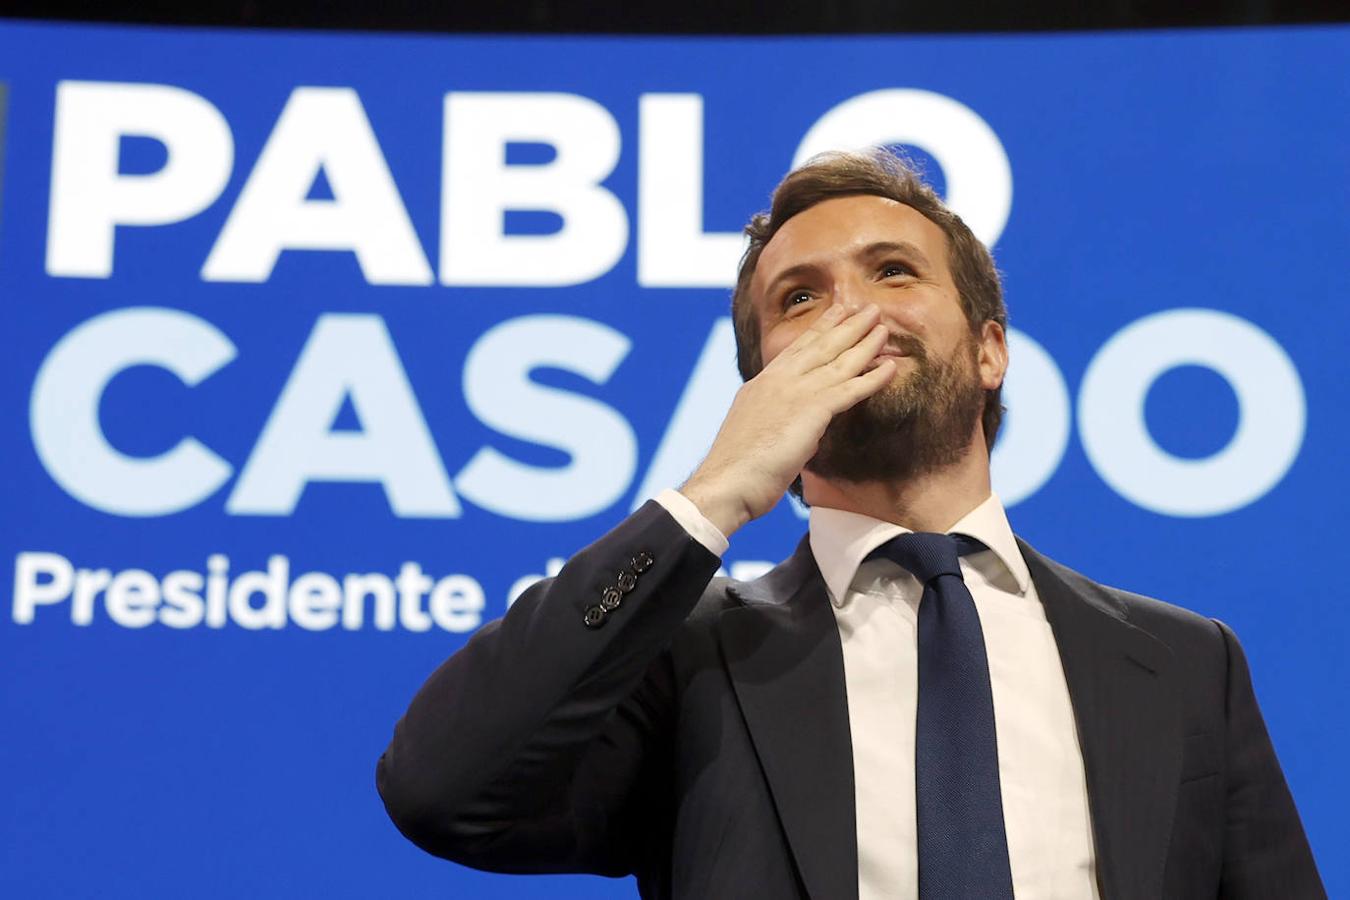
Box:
[869,532,1015,899]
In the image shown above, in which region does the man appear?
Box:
[377,150,1324,898]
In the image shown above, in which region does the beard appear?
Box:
[804,332,987,486]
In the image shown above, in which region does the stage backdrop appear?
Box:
[1,19,1346,898]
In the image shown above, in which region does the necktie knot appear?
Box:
[868,531,984,584]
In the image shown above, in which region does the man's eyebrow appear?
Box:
[856,240,932,268]
[763,261,823,298]
[761,240,935,301]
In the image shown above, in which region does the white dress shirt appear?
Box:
[656,489,1100,900]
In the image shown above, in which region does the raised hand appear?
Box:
[679,303,895,538]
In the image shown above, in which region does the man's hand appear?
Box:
[679,303,895,538]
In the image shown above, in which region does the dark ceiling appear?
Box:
[2,0,1346,34]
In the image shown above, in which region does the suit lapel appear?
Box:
[1019,540,1183,900]
[721,537,858,900]
[716,533,1182,899]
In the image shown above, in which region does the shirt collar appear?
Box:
[808,492,1031,606]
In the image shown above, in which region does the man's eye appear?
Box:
[784,291,812,307]
[882,263,913,278]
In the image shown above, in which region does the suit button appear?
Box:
[617,570,638,593]
[600,587,622,611]
[583,605,607,628]
[631,551,654,573]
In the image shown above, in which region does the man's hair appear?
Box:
[730,148,1008,449]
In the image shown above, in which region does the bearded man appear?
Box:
[377,150,1324,899]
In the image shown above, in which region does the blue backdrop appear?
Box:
[1,20,1346,898]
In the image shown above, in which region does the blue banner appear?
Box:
[0,20,1346,897]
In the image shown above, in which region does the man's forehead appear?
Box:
[753,194,949,293]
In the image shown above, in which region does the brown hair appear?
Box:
[731,148,1007,449]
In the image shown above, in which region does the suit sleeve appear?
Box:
[375,500,721,877]
[1214,619,1326,899]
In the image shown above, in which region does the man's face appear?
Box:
[750,194,1006,483]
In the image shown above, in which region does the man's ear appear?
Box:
[977,320,1008,391]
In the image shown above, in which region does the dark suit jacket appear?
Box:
[377,501,1325,899]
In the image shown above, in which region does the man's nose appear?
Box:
[827,278,870,316]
